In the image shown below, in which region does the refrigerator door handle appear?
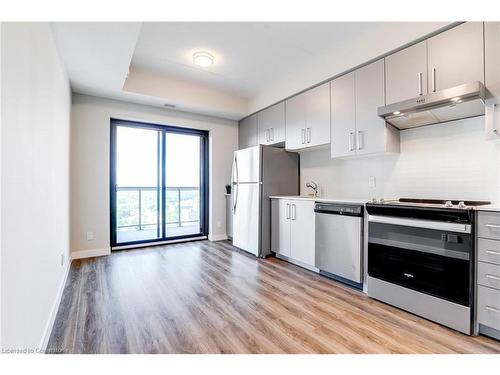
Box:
[232,154,239,212]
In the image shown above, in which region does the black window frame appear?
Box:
[110,118,209,248]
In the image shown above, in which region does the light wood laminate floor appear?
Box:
[47,240,500,354]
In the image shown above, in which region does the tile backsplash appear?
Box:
[300,116,500,204]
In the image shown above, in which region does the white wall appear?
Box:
[249,22,451,114]
[123,68,248,120]
[1,23,71,349]
[70,94,238,253]
[300,117,500,204]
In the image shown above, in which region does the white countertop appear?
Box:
[475,204,500,212]
[269,195,367,205]
[269,196,500,211]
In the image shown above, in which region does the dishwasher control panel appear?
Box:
[314,203,363,217]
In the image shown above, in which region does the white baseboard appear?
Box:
[208,233,228,241]
[275,253,319,273]
[112,236,207,250]
[39,259,70,351]
[71,247,111,260]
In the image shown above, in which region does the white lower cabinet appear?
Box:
[271,198,315,267]
[477,211,500,338]
[275,199,291,257]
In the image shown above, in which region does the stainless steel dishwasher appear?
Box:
[314,202,364,288]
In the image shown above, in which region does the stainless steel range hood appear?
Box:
[378,81,486,130]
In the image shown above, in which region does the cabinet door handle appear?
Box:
[486,224,500,229]
[431,68,436,92]
[486,250,500,256]
[349,132,355,151]
[418,72,423,96]
[291,204,296,220]
[301,128,305,144]
[266,129,269,142]
[356,130,363,150]
[286,203,290,220]
[486,274,500,281]
[306,128,311,143]
[486,306,500,314]
[271,127,274,141]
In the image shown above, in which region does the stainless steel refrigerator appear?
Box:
[231,145,299,257]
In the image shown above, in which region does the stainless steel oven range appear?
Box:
[365,198,490,335]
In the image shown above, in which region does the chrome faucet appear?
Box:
[306,181,319,198]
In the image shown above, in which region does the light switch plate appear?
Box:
[86,231,94,241]
[369,176,376,188]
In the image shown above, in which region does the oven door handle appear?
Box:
[368,215,471,234]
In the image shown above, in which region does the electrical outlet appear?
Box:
[86,231,94,241]
[368,176,376,188]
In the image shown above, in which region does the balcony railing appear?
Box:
[116,186,200,233]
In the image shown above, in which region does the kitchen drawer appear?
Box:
[478,238,500,266]
[477,285,500,330]
[478,212,500,240]
[478,262,500,290]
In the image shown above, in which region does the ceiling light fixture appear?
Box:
[393,111,401,115]
[193,51,214,67]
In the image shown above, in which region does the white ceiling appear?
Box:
[132,22,413,98]
[51,22,142,95]
[51,22,452,120]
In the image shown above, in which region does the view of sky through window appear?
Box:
[116,126,200,188]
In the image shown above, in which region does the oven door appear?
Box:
[367,217,472,307]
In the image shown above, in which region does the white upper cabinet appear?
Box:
[257,101,285,145]
[485,22,500,101]
[355,59,390,156]
[385,23,484,102]
[285,82,330,150]
[385,41,428,104]
[239,114,258,149]
[305,82,331,147]
[285,92,307,150]
[485,22,500,139]
[427,22,484,92]
[331,72,356,158]
[331,60,399,158]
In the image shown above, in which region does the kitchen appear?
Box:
[3,8,500,370]
[230,21,500,341]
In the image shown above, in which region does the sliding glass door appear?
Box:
[110,119,208,248]
[114,125,162,244]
